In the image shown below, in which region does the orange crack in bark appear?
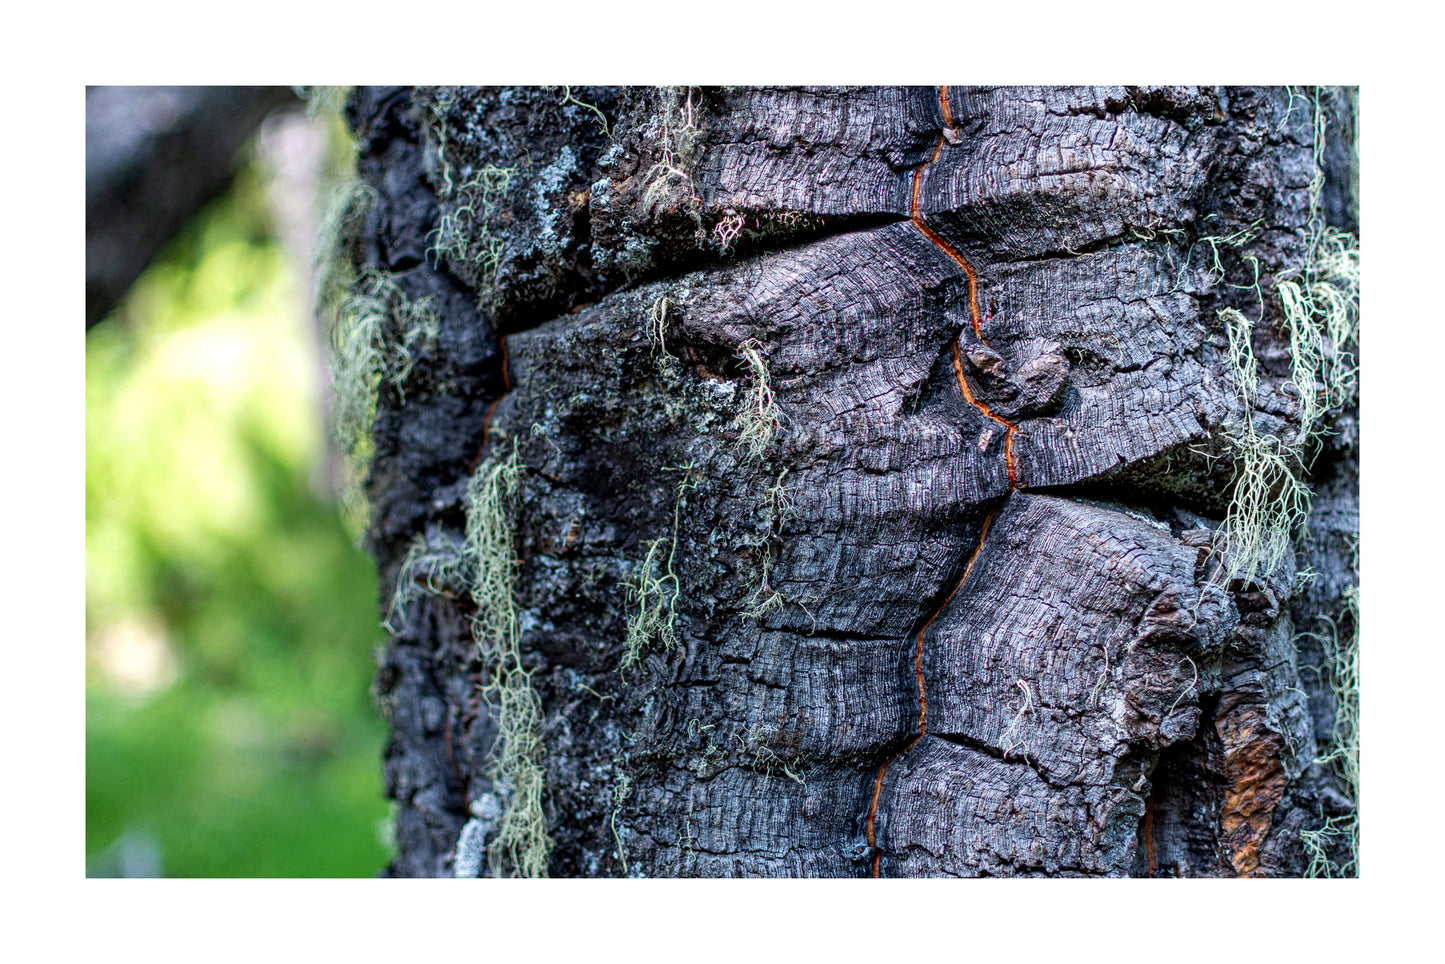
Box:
[1144,792,1156,877]
[866,507,997,877]
[866,86,1038,879]
[912,86,1023,491]
[471,335,512,471]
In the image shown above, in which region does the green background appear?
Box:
[85,118,393,876]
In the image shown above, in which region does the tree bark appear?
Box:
[347,86,1358,877]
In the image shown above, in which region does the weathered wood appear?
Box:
[355,86,1358,877]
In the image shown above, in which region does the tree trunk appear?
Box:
[340,86,1359,877]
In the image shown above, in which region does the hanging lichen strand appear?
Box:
[1214,86,1359,876]
[1219,87,1359,587]
[465,443,552,877]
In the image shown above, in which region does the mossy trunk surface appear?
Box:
[348,86,1358,878]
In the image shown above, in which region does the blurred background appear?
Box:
[85,87,394,876]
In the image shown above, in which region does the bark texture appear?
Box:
[350,86,1358,877]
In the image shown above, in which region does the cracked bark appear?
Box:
[353,86,1358,877]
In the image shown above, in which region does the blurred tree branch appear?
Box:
[86,86,299,328]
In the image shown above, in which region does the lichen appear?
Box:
[1217,88,1359,588]
[329,267,439,464]
[428,165,517,296]
[313,175,376,317]
[641,86,704,220]
[1300,584,1359,877]
[384,530,469,635]
[622,463,698,671]
[733,337,779,462]
[465,443,552,878]
[647,295,674,359]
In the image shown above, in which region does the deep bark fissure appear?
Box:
[865,85,1031,877]
[866,502,1003,877]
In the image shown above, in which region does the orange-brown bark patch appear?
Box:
[1216,702,1287,877]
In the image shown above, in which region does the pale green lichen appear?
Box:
[313,176,376,316]
[384,531,469,635]
[647,295,674,359]
[1275,227,1360,447]
[742,469,793,621]
[1299,584,1359,877]
[549,85,610,137]
[642,86,703,217]
[1220,87,1360,877]
[609,770,632,876]
[465,443,552,878]
[623,536,679,670]
[418,86,462,198]
[1174,219,1262,292]
[1000,679,1034,760]
[623,464,698,671]
[1217,88,1359,588]
[1313,606,1359,800]
[429,165,517,294]
[1321,585,1361,800]
[735,725,805,785]
[294,85,353,122]
[329,267,439,464]
[381,444,550,876]
[1300,814,1357,878]
[733,337,779,461]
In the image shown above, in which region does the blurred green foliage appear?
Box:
[86,138,393,876]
